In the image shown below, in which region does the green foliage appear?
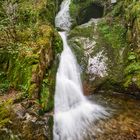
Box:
[125,62,140,75]
[0,80,10,93]
[0,67,10,93]
[69,1,79,25]
[53,31,63,55]
[0,0,57,51]
[0,100,12,128]
[39,54,58,112]
[127,52,137,61]
[0,0,59,101]
[7,52,33,92]
[40,81,50,111]
[40,70,55,112]
[111,1,124,17]
[18,0,56,26]
[125,50,140,78]
[98,20,127,48]
[125,1,140,20]
[68,24,94,39]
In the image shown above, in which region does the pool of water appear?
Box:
[87,92,140,140]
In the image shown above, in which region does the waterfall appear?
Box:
[53,0,108,140]
[55,0,71,31]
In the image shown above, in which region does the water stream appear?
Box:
[53,0,108,139]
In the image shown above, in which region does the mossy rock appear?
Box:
[70,0,108,26]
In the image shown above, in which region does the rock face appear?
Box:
[98,0,140,94]
[76,3,104,24]
[68,19,110,94]
[0,0,63,139]
[0,0,63,111]
[69,0,109,26]
[68,0,140,95]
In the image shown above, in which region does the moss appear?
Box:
[111,1,123,17]
[123,73,140,90]
[104,0,140,92]
[0,3,62,139]
[68,24,94,39]
[18,0,57,26]
[39,38,61,112]
[127,2,140,19]
[0,100,12,128]
[1,21,58,99]
[47,116,53,140]
[32,64,38,73]
[0,23,62,111]
[40,80,50,111]
[69,38,86,68]
[0,80,10,93]
[53,31,63,55]
[127,52,137,61]
[40,66,56,112]
[68,0,140,94]
[28,83,37,98]
[70,0,106,26]
[124,62,140,76]
[98,20,127,49]
[124,75,132,88]
[7,52,33,91]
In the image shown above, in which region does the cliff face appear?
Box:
[98,0,140,94]
[68,0,140,95]
[0,0,62,139]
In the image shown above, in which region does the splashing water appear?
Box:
[55,0,71,31]
[53,0,108,140]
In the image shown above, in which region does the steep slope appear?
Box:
[0,0,62,139]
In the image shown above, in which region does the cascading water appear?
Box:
[55,0,71,31]
[53,0,108,139]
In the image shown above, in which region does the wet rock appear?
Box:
[68,0,140,95]
[0,102,53,140]
[68,19,111,94]
[88,92,140,140]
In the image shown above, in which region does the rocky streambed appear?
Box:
[0,90,140,140]
[87,92,140,140]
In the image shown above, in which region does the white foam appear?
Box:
[53,1,108,140]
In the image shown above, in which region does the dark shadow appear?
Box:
[77,3,104,25]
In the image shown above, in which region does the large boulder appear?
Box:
[68,0,140,95]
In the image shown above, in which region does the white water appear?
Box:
[55,0,71,31]
[53,0,108,140]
